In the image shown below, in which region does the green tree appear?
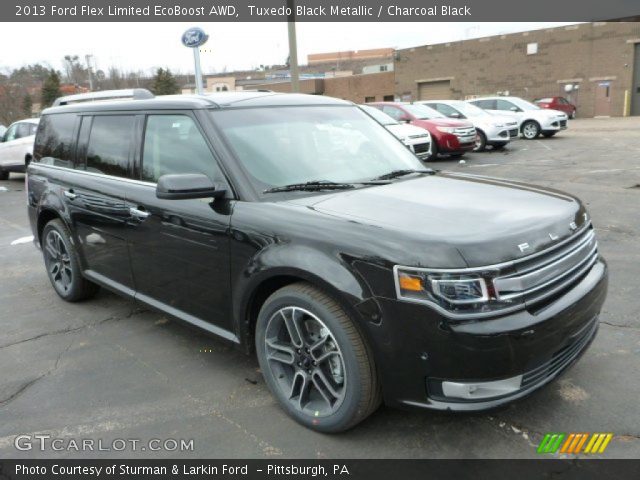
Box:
[151,68,179,95]
[22,94,33,116]
[41,70,62,108]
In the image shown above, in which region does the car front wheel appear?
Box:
[521,120,541,140]
[473,130,487,152]
[255,283,380,433]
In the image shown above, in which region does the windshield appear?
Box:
[210,106,424,195]
[360,105,398,126]
[403,104,445,120]
[511,98,541,111]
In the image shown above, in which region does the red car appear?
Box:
[369,102,476,160]
[534,96,577,119]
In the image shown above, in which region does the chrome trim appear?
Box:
[442,375,522,400]
[30,163,157,188]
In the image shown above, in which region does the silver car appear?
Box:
[0,118,39,179]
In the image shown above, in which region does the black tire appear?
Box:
[42,219,99,302]
[570,110,576,119]
[473,130,487,152]
[255,282,381,433]
[542,131,557,138]
[425,139,438,161]
[0,170,8,181]
[521,120,541,140]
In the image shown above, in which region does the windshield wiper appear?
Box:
[370,169,435,181]
[264,181,357,194]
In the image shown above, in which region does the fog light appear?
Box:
[441,375,522,400]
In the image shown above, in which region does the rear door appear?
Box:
[123,111,235,339]
[65,113,136,293]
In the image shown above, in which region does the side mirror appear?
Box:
[398,115,411,123]
[510,106,520,112]
[449,112,462,119]
[156,173,225,200]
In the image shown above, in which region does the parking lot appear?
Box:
[0,117,639,459]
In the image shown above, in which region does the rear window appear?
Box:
[33,114,78,168]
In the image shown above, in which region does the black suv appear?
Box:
[27,91,608,432]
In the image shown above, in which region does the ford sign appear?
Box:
[181,27,209,48]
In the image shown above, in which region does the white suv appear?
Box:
[468,96,568,140]
[418,100,518,151]
[0,118,39,179]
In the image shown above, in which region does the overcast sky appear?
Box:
[0,22,575,76]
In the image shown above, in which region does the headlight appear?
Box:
[394,266,523,318]
[436,126,456,133]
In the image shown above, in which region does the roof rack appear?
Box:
[53,89,154,106]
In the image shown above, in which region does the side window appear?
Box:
[16,123,31,139]
[436,103,462,118]
[86,115,135,178]
[141,115,220,183]
[4,124,19,142]
[496,99,519,112]
[33,114,78,168]
[381,106,402,121]
[474,99,496,110]
[29,124,38,136]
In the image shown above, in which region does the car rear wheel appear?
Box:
[473,130,487,152]
[42,219,99,302]
[570,110,576,119]
[521,120,541,140]
[255,282,380,433]
[425,139,438,161]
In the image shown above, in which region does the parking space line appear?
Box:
[535,140,552,151]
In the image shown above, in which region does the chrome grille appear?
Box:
[408,133,429,140]
[494,225,598,306]
[453,127,476,137]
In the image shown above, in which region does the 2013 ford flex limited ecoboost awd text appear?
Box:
[27,91,608,433]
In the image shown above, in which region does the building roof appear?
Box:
[43,91,352,114]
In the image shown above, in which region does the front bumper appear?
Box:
[541,118,568,132]
[484,125,519,143]
[362,258,608,411]
[439,132,476,153]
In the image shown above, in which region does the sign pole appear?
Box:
[193,47,204,95]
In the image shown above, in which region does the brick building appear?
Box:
[395,22,640,118]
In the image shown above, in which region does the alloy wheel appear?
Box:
[44,230,73,294]
[522,122,539,139]
[264,306,347,417]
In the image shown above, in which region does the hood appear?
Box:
[288,173,587,267]
[419,117,473,128]
[385,123,431,140]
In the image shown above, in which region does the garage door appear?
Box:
[418,80,452,101]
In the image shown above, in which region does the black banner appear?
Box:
[3,0,640,22]
[1,460,640,480]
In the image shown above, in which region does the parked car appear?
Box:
[0,125,6,139]
[369,102,476,159]
[534,96,577,119]
[418,100,518,151]
[0,118,39,180]
[28,90,607,433]
[360,104,432,160]
[467,96,568,139]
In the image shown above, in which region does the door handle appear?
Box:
[129,207,150,221]
[63,189,77,200]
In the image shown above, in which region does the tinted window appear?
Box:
[496,99,518,111]
[86,116,134,178]
[433,103,462,118]
[33,114,78,168]
[142,115,219,183]
[381,106,403,120]
[473,99,496,110]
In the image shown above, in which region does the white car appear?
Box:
[0,125,6,139]
[0,118,39,179]
[417,100,518,151]
[360,104,432,160]
[467,96,568,140]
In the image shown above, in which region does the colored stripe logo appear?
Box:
[537,433,613,454]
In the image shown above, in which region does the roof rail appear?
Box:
[53,89,154,106]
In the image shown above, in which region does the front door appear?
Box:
[124,112,235,339]
[594,82,612,117]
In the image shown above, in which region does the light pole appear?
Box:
[287,0,300,93]
[182,27,209,95]
[85,54,94,91]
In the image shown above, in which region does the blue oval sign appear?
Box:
[181,27,209,48]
